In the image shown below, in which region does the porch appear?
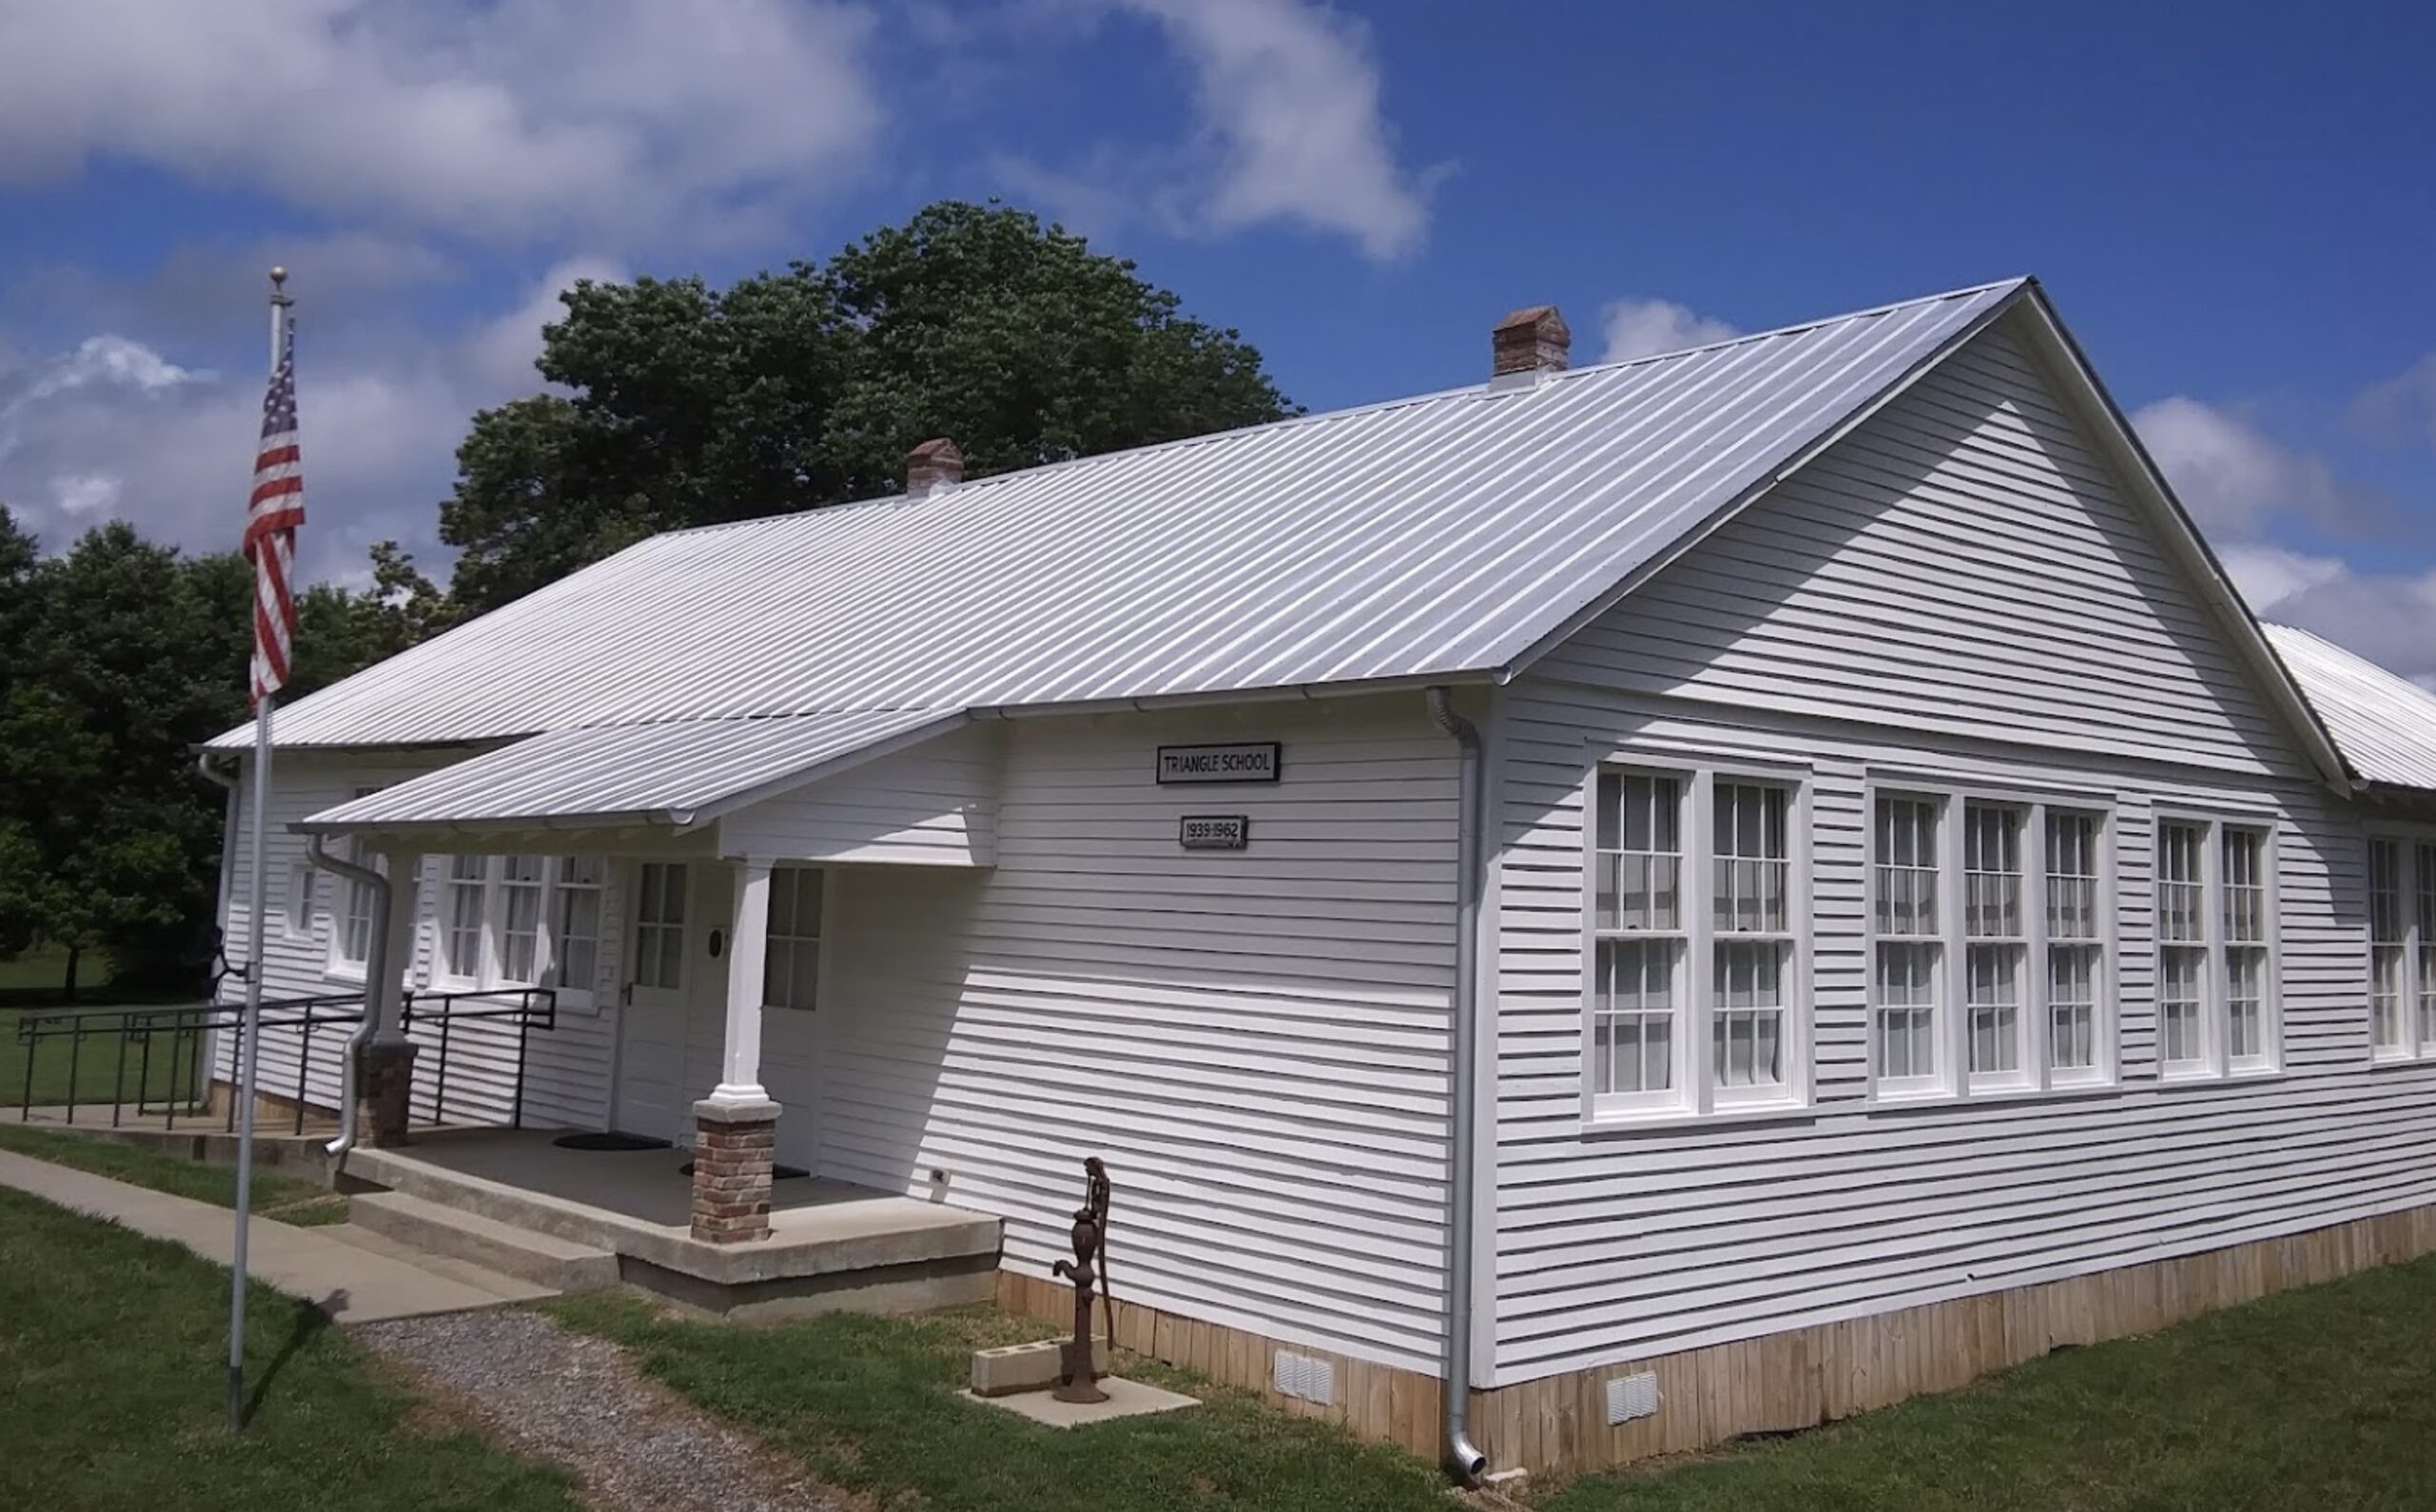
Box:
[341,1127,1001,1320]
[286,707,995,1249]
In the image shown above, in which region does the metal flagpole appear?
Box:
[227,267,291,1434]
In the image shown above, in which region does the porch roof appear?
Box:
[295,707,961,835]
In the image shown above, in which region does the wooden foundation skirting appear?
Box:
[1005,1202,2436,1478]
[995,1271,1448,1459]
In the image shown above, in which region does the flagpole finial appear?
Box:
[269,265,286,286]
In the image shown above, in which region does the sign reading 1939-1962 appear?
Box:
[1178,815,1250,851]
[1155,741,1281,784]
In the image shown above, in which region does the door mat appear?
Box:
[552,1130,675,1151]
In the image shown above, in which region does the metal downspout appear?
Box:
[306,837,390,1159]
[1424,687,1489,1483]
[196,754,240,986]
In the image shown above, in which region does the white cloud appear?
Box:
[998,0,1437,260]
[2216,542,2349,614]
[0,0,883,245]
[0,262,620,582]
[1600,298,1739,363]
[1121,0,1434,259]
[2356,350,2436,452]
[2142,399,2436,690]
[2131,394,2366,537]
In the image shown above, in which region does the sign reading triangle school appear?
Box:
[1156,742,1282,784]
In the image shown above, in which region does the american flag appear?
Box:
[245,316,304,708]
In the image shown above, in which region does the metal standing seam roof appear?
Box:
[297,708,961,831]
[2262,624,2436,793]
[210,278,2030,754]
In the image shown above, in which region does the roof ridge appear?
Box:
[640,278,2035,548]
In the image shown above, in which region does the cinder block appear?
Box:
[970,1337,1112,1397]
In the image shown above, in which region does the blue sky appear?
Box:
[1,0,2430,678]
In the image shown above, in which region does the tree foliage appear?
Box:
[0,521,251,991]
[441,200,1294,613]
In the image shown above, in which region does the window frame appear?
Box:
[2366,828,2436,1066]
[2151,809,2282,1081]
[1867,776,2122,1104]
[761,864,835,1013]
[429,852,610,1012]
[1580,756,1813,1126]
[322,788,382,982]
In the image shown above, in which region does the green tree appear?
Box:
[0,523,249,996]
[0,506,44,959]
[441,200,1294,615]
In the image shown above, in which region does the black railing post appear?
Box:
[165,1023,181,1131]
[18,1024,32,1123]
[435,1006,453,1127]
[64,1021,81,1127]
[512,992,532,1131]
[135,1017,154,1119]
[112,1013,129,1129]
[295,1011,313,1134]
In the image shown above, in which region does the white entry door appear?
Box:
[614,861,693,1143]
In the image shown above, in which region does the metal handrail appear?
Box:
[13,987,557,1133]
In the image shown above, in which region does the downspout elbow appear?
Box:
[307,835,390,1159]
[1424,686,1490,1484]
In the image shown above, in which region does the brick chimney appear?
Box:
[1491,305,1571,384]
[906,437,964,496]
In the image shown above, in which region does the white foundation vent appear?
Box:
[1271,1349,1336,1405]
[1604,1371,1660,1425]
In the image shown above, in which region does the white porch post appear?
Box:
[711,859,773,1105]
[372,849,422,1042]
[360,848,422,1146]
[694,857,778,1243]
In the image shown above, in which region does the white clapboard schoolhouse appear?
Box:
[204,278,2436,1477]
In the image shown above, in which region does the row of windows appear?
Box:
[1586,763,2284,1121]
[315,853,830,1016]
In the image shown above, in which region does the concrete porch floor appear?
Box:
[342,1128,1004,1321]
[357,1126,875,1227]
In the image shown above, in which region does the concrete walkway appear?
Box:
[0,1149,552,1323]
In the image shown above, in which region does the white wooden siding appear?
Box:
[717,724,999,866]
[1484,316,2425,1384]
[1542,319,2297,778]
[809,697,1462,1373]
[1490,682,2426,1383]
[212,752,622,1132]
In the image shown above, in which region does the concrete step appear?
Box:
[347,1190,620,1292]
[316,1223,561,1309]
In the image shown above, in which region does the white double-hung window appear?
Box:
[1588,764,1805,1119]
[762,867,826,1012]
[324,788,382,975]
[2154,815,2279,1078]
[1872,785,2118,1099]
[2367,836,2436,1062]
[434,854,608,1007]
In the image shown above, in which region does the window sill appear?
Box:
[1866,1077,2124,1111]
[2367,1051,2426,1070]
[1581,1098,1815,1136]
[323,965,367,987]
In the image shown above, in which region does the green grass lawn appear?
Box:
[0,1122,349,1226]
[547,1294,1455,1512]
[0,1003,211,1112]
[0,1185,578,1512]
[554,1253,2436,1512]
[2,944,216,1112]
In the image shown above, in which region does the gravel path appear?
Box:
[356,1308,856,1512]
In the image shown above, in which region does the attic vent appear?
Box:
[1604,1371,1660,1425]
[1271,1349,1336,1405]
